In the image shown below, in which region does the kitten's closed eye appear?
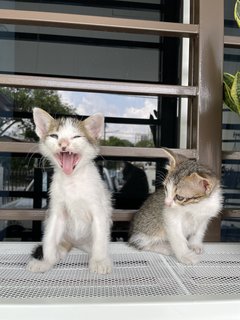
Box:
[48,134,82,139]
[49,134,58,139]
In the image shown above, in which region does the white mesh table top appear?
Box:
[0,242,240,320]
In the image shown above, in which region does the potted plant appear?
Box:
[223,0,240,114]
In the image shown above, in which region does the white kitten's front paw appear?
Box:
[177,251,200,265]
[189,244,203,255]
[27,259,52,273]
[89,257,112,274]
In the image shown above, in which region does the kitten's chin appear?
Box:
[55,152,81,175]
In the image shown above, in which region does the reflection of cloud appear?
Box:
[77,94,119,117]
[123,98,156,119]
[105,123,152,143]
[58,91,157,142]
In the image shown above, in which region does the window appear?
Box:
[222,0,240,241]
[0,0,224,241]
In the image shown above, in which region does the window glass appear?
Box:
[0,154,47,210]
[0,0,184,23]
[0,0,188,242]
[224,0,240,36]
[223,47,240,153]
[0,1,184,83]
[222,0,240,241]
[0,156,168,241]
[0,88,187,147]
[0,24,182,83]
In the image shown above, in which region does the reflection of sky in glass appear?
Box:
[58,91,157,142]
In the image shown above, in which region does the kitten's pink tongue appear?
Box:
[61,153,79,175]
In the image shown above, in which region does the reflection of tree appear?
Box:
[0,88,74,141]
[101,136,134,147]
[101,136,154,148]
[135,139,154,148]
[0,120,19,136]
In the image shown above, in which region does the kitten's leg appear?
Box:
[188,220,209,254]
[27,206,66,273]
[58,240,73,259]
[89,207,112,274]
[165,215,200,265]
[144,242,172,255]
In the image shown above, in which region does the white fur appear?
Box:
[27,109,112,274]
[163,183,223,265]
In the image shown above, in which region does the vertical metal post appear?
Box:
[195,0,224,241]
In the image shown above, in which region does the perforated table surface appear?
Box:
[0,242,240,320]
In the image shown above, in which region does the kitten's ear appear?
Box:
[84,113,104,139]
[162,148,187,171]
[33,108,55,139]
[190,172,213,195]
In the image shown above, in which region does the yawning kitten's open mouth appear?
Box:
[55,152,80,175]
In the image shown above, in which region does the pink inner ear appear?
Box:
[33,108,54,138]
[201,179,210,191]
[90,124,100,138]
[36,120,48,137]
[85,114,103,139]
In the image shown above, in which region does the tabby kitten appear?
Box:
[129,149,222,265]
[27,108,112,274]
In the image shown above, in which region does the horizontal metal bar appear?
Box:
[1,208,237,222]
[2,208,237,222]
[1,75,198,97]
[0,142,38,154]
[222,151,240,160]
[0,209,46,221]
[0,111,160,126]
[0,209,136,221]
[224,35,240,48]
[222,209,240,218]
[112,209,136,221]
[0,9,199,37]
[0,75,197,97]
[0,142,197,159]
[2,142,240,162]
[100,146,197,158]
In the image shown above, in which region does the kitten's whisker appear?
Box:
[156,173,166,180]
[39,157,47,172]
[25,153,35,169]
[98,154,105,161]
[24,144,39,167]
[156,171,167,182]
[154,181,165,187]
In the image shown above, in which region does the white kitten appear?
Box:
[27,108,112,274]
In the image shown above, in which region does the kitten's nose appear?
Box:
[59,139,69,151]
[165,198,173,207]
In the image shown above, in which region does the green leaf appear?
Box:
[223,80,239,114]
[223,72,235,89]
[234,0,240,27]
[230,71,240,113]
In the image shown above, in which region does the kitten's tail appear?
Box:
[31,245,43,260]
